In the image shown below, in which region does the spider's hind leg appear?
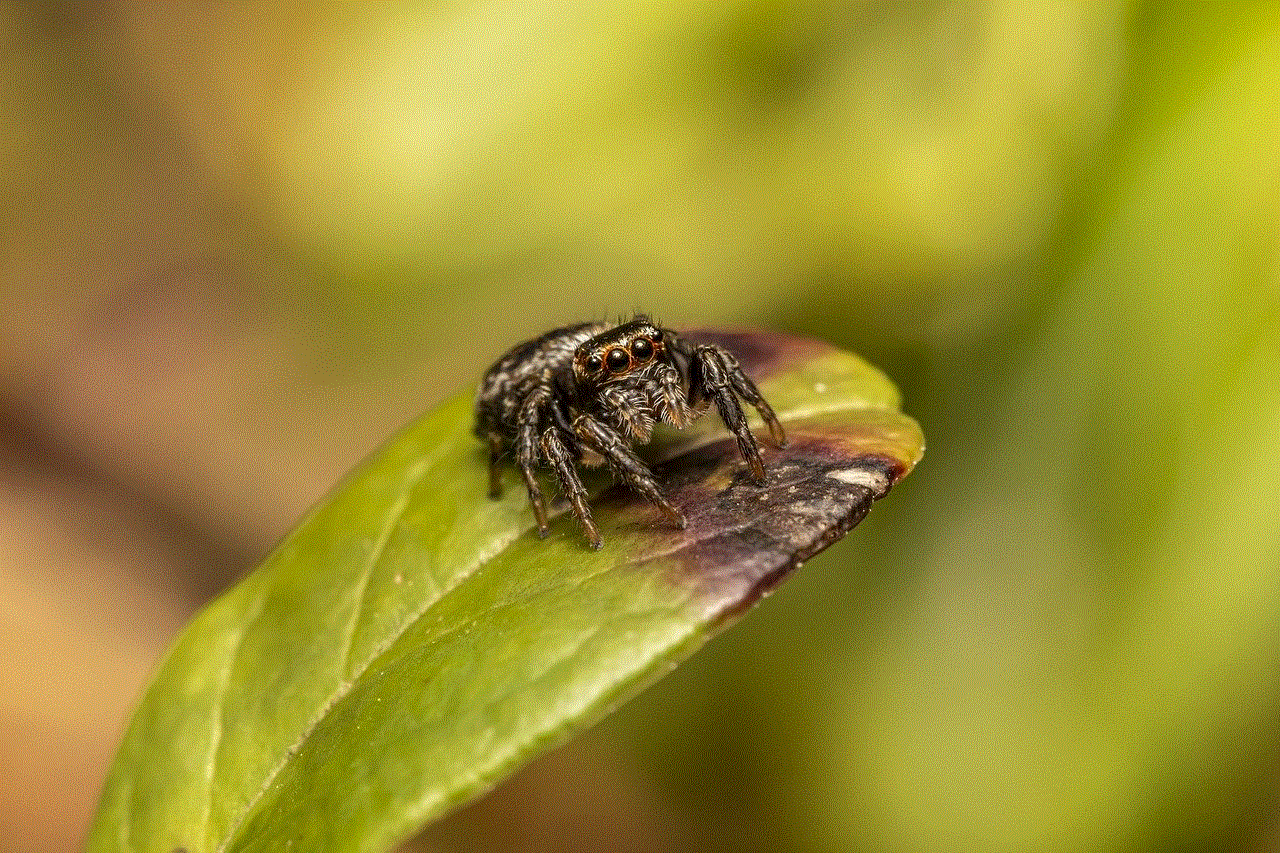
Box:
[486,433,505,499]
[693,344,783,485]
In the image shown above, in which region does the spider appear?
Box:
[475,315,787,549]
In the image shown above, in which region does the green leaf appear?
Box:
[86,331,922,853]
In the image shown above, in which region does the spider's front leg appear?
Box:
[693,345,787,485]
[539,425,603,550]
[574,415,687,531]
[514,374,604,548]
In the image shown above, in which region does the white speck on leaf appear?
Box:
[826,468,889,492]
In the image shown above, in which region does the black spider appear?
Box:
[475,315,787,549]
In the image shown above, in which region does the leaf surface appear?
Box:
[86,331,923,853]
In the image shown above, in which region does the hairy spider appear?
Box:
[475,315,787,549]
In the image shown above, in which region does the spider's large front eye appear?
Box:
[605,347,631,372]
[630,337,653,360]
[584,354,603,373]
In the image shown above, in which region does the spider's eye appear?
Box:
[630,337,653,360]
[651,328,663,341]
[584,354,603,373]
[605,347,631,372]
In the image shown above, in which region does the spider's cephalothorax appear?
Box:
[475,315,786,549]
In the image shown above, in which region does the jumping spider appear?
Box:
[475,315,787,549]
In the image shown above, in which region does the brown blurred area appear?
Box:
[0,6,428,849]
[0,5,739,848]
[4,2,1280,852]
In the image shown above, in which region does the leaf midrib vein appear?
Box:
[213,442,487,852]
[202,592,269,853]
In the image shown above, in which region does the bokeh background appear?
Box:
[3,2,1278,851]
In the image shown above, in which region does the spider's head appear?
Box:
[573,318,668,388]
[572,317,687,437]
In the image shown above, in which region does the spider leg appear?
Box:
[724,358,786,447]
[540,425,603,550]
[486,432,505,499]
[694,344,769,485]
[574,415,687,530]
[515,384,552,538]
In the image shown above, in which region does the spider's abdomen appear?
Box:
[474,321,607,437]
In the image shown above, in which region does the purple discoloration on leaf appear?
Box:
[593,403,918,619]
[685,328,833,383]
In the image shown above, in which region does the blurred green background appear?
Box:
[2,2,1277,851]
